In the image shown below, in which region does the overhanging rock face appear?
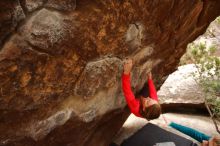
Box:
[0,1,220,146]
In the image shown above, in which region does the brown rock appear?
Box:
[46,0,76,11]
[0,1,220,146]
[0,0,25,48]
[22,0,45,12]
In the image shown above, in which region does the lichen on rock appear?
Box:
[21,8,74,55]
[74,57,123,99]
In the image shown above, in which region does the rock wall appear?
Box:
[0,0,220,146]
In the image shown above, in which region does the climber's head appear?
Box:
[140,96,161,120]
[138,83,161,120]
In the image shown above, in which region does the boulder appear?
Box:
[0,1,220,146]
[158,64,207,113]
[158,64,204,104]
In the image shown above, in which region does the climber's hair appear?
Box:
[140,103,161,120]
[138,82,161,120]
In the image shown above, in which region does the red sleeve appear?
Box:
[122,74,141,117]
[148,79,158,101]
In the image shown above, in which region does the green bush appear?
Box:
[180,42,220,119]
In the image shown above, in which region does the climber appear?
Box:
[122,58,161,120]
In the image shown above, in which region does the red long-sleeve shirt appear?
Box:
[122,73,158,117]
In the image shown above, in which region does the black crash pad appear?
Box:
[121,123,198,146]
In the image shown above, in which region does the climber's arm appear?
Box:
[122,59,141,117]
[122,74,141,117]
[148,72,158,101]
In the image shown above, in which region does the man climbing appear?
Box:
[122,58,161,120]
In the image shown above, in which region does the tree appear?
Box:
[181,42,220,120]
